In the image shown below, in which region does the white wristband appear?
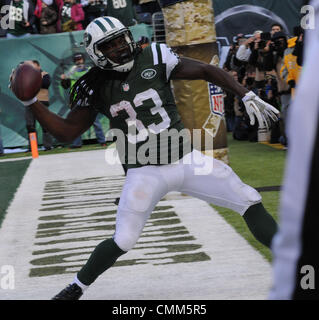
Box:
[22,96,38,106]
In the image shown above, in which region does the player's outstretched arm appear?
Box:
[9,62,98,143]
[29,100,97,143]
[171,57,248,97]
[171,57,279,128]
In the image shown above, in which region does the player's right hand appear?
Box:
[242,91,280,129]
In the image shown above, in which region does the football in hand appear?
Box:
[10,62,42,101]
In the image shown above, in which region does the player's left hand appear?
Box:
[242,91,280,129]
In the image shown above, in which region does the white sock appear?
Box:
[72,275,89,292]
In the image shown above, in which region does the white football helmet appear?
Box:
[84,16,137,72]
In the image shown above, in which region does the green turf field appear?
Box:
[212,134,286,262]
[0,143,111,160]
[0,137,286,262]
[0,143,110,228]
[0,159,32,228]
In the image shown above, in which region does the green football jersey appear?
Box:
[106,0,138,27]
[7,1,28,36]
[96,43,192,169]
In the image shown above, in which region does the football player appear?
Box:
[11,17,279,300]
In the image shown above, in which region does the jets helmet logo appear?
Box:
[84,32,92,47]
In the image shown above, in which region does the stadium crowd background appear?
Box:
[0,0,304,152]
[0,0,160,154]
[223,24,304,149]
[0,0,160,36]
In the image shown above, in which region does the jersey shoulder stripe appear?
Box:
[160,43,180,80]
[149,43,180,80]
[151,43,159,65]
[160,43,170,64]
[150,42,163,66]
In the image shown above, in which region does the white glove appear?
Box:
[242,91,280,129]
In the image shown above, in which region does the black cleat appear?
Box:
[114,197,120,205]
[52,283,83,300]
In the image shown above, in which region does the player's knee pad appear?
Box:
[122,174,160,213]
[213,159,261,205]
[114,212,144,251]
[114,230,140,252]
[230,173,262,205]
[211,158,233,179]
[114,171,165,251]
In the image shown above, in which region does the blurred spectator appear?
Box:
[248,30,288,75]
[35,0,58,34]
[25,60,54,151]
[232,92,249,141]
[138,35,150,48]
[275,28,304,148]
[34,0,63,33]
[223,70,238,132]
[279,32,301,96]
[81,0,107,28]
[232,71,259,142]
[107,0,139,27]
[223,34,247,83]
[271,31,289,67]
[248,32,274,73]
[138,0,161,15]
[5,0,38,38]
[257,30,286,142]
[236,30,262,63]
[270,23,283,36]
[61,0,84,32]
[55,0,63,32]
[264,75,280,108]
[60,52,106,148]
[224,24,304,147]
[293,27,304,67]
[263,75,281,143]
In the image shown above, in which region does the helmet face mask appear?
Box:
[84,17,136,72]
[95,32,134,67]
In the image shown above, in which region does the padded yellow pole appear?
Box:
[161,0,229,163]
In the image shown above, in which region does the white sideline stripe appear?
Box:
[0,156,32,162]
[0,149,271,300]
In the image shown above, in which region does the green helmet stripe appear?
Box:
[103,17,116,29]
[94,20,107,32]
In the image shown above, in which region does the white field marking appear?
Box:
[0,149,271,300]
[0,157,32,163]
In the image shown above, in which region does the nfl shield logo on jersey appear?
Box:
[122,82,130,92]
